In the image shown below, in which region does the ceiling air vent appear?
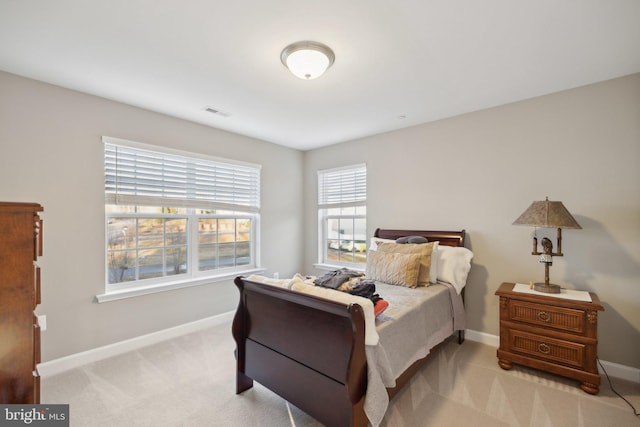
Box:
[203,106,230,117]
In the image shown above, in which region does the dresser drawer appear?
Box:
[509,300,585,334]
[507,329,586,369]
[0,203,44,404]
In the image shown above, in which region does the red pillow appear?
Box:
[374,300,389,317]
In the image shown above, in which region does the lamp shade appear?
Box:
[281,41,335,80]
[513,197,581,229]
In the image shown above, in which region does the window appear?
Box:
[318,164,367,268]
[102,137,261,299]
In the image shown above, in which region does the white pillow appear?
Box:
[429,241,439,283]
[436,246,473,294]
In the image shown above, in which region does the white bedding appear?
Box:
[364,281,465,426]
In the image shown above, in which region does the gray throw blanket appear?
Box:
[314,268,382,303]
[313,267,365,289]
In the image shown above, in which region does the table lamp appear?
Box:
[513,197,582,293]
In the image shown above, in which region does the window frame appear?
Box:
[98,137,263,302]
[316,164,367,271]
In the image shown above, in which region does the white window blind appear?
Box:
[318,164,366,209]
[104,138,260,213]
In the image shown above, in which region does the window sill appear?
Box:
[95,267,266,303]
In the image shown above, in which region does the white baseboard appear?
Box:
[38,311,235,378]
[465,329,500,347]
[465,329,639,384]
[597,359,640,384]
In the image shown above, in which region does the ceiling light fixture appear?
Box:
[280,41,335,80]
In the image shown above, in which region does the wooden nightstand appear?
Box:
[495,282,604,394]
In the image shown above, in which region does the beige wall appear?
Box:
[2,69,638,370]
[303,73,640,368]
[0,71,304,361]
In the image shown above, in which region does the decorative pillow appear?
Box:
[436,246,473,294]
[373,299,389,317]
[395,235,429,244]
[368,237,395,252]
[376,242,435,286]
[366,250,422,288]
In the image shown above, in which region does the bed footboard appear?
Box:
[232,276,369,427]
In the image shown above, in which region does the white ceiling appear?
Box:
[1,1,639,151]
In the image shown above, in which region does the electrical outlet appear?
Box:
[38,315,47,331]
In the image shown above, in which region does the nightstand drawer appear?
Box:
[509,300,585,334]
[509,329,585,368]
[496,283,604,394]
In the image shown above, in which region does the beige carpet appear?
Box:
[42,321,639,426]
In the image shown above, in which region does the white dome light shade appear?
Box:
[286,49,329,80]
[281,41,335,80]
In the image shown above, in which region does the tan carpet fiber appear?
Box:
[42,321,639,426]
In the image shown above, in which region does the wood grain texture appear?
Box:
[495,282,604,394]
[0,202,43,403]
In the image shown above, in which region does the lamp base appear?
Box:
[533,283,561,294]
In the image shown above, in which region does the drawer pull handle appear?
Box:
[538,343,551,354]
[537,311,551,322]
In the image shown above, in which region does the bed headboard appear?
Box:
[373,228,466,248]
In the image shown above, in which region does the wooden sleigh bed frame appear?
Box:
[232,228,466,427]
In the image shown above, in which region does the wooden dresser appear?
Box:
[0,202,43,403]
[495,282,604,394]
